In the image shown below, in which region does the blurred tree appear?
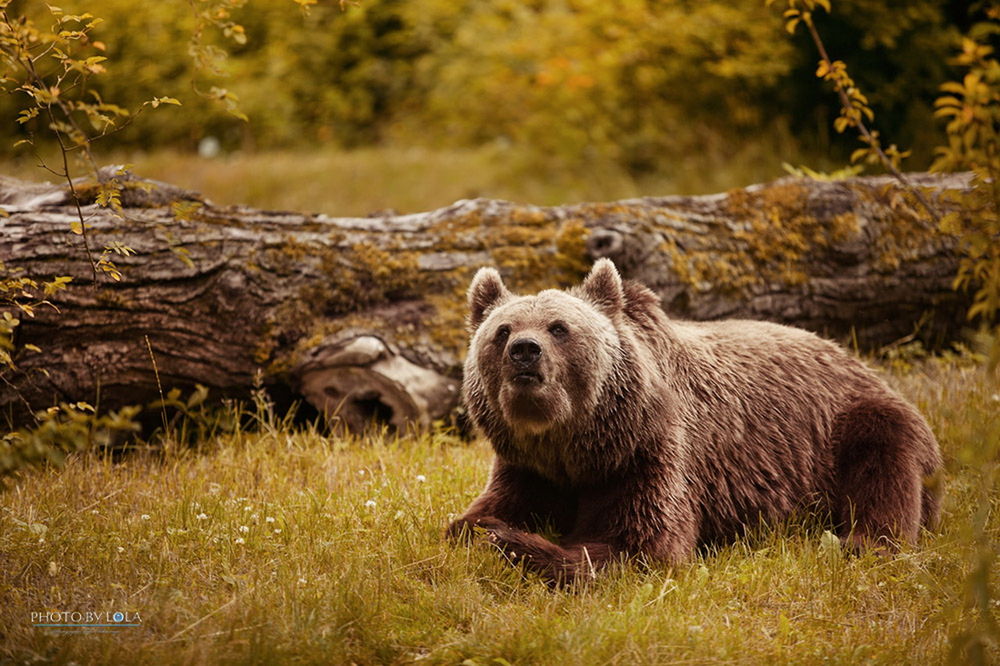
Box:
[0,0,970,171]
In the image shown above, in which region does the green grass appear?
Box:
[1,359,997,664]
[2,136,825,217]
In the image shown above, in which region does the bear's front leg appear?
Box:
[479,464,701,585]
[447,459,575,541]
[476,520,615,584]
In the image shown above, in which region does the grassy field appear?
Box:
[1,358,997,664]
[2,138,826,217]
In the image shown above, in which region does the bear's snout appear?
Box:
[509,338,542,367]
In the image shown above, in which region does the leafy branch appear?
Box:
[769,0,940,221]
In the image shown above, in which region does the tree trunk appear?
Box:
[0,169,972,431]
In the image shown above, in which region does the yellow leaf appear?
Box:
[933,107,959,119]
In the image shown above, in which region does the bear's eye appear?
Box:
[548,322,569,339]
[495,325,511,345]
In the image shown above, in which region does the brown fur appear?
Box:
[449,259,943,583]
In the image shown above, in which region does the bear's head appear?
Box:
[463,259,627,437]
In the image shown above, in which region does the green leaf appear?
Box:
[43,276,73,296]
[171,246,195,269]
[149,96,182,109]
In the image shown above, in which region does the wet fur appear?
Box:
[450,260,943,583]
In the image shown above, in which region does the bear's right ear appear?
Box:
[468,267,511,330]
[580,258,624,317]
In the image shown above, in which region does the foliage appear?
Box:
[0,2,155,463]
[932,9,1000,357]
[0,0,962,173]
[770,0,937,218]
[0,266,71,372]
[0,360,996,663]
[773,0,1000,353]
[0,401,139,482]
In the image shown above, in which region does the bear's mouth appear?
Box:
[511,371,543,386]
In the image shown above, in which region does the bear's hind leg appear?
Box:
[831,396,930,551]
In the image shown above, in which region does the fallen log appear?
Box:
[0,169,972,431]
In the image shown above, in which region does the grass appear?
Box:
[1,358,997,664]
[2,135,828,217]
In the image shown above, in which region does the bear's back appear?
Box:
[619,290,897,537]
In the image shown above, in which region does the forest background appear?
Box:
[0,0,979,212]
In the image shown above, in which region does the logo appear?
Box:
[32,610,143,634]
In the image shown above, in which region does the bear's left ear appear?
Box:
[580,258,624,316]
[468,267,511,330]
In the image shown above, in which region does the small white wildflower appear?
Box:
[365,499,377,508]
[358,469,366,476]
[239,525,250,533]
[415,475,426,483]
[117,546,125,553]
[273,528,282,534]
[140,514,150,521]
[819,529,841,554]
[196,513,208,521]
[243,506,253,512]
[234,537,245,544]
[991,393,1000,402]
[297,577,307,585]
[91,509,99,515]
[394,510,405,520]
[265,516,275,523]
[250,513,259,522]
[208,483,222,494]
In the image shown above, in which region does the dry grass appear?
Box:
[2,139,822,217]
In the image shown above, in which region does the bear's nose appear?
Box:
[509,338,542,366]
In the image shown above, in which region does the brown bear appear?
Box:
[448,259,942,583]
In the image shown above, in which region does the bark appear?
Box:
[0,169,972,431]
